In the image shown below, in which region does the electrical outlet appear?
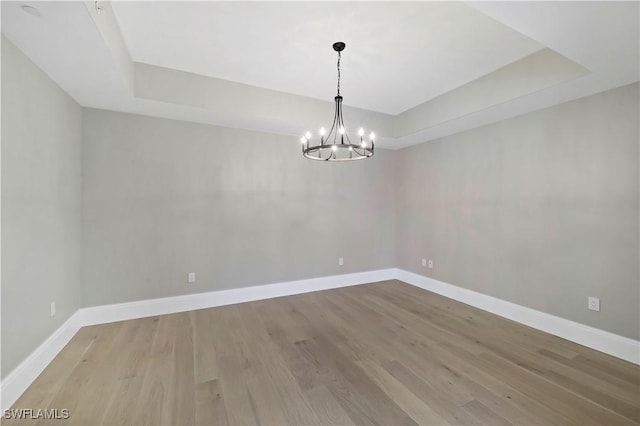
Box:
[422,258,427,267]
[588,296,600,312]
[50,301,56,317]
[188,272,196,283]
[428,260,434,269]
[338,257,344,266]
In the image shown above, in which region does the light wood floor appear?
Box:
[7,280,640,425]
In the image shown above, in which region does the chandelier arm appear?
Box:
[337,101,352,145]
[328,102,339,144]
[352,146,366,155]
[354,150,371,158]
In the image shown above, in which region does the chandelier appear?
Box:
[300,42,375,161]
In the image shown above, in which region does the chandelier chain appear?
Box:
[337,51,341,96]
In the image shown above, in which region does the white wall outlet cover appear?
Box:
[422,258,427,267]
[428,260,434,269]
[50,301,56,317]
[338,258,344,266]
[588,296,600,312]
[188,272,196,283]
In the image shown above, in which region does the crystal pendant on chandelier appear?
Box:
[300,42,375,161]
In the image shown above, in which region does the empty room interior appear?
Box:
[1,1,639,425]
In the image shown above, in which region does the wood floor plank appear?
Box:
[132,314,179,426]
[356,358,449,425]
[478,351,637,425]
[223,305,291,425]
[99,316,160,426]
[46,321,124,426]
[293,335,417,425]
[167,313,196,426]
[364,282,640,421]
[195,379,228,426]
[328,291,564,425]
[458,399,512,425]
[9,328,96,412]
[437,340,574,426]
[207,307,260,425]
[6,280,639,425]
[538,348,640,395]
[241,303,323,425]
[191,309,220,385]
[303,384,357,426]
[348,288,568,424]
[253,300,357,425]
[356,286,636,424]
[324,290,484,406]
[261,294,415,424]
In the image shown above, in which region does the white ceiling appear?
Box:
[111,1,543,115]
[1,1,638,149]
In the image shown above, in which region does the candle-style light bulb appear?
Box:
[305,131,311,140]
[319,127,326,136]
[361,141,367,148]
[339,126,345,135]
[358,128,364,137]
[300,136,307,144]
[349,146,353,151]
[369,132,375,141]
[332,144,338,152]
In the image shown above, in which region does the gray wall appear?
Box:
[397,83,639,340]
[1,38,83,378]
[81,109,397,306]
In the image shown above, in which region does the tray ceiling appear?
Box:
[2,1,638,149]
[111,1,543,115]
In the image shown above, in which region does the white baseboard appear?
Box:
[1,268,395,411]
[396,268,640,365]
[79,268,397,326]
[3,267,638,411]
[1,312,83,411]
